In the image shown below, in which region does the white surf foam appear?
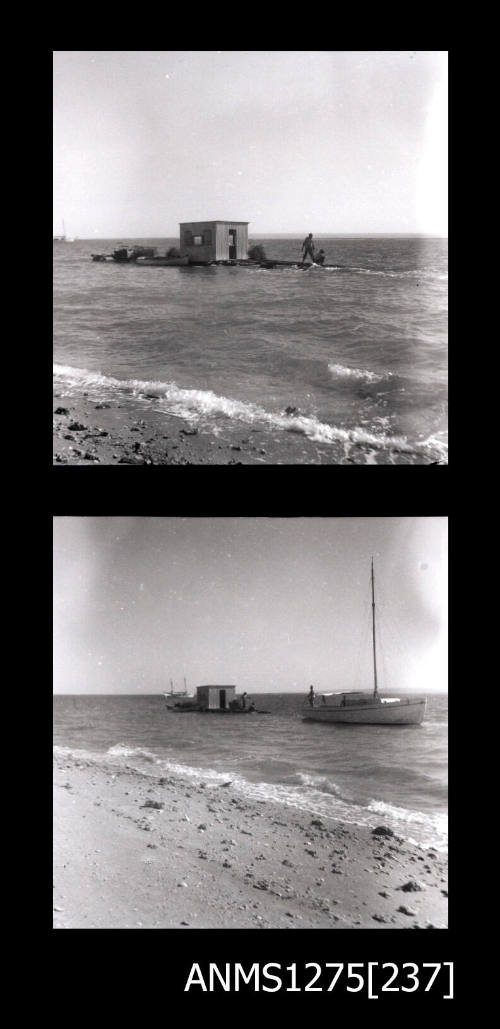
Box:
[53,745,447,851]
[54,363,445,460]
[367,799,448,852]
[328,363,387,384]
[107,744,158,762]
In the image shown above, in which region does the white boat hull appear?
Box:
[163,692,193,709]
[303,697,426,725]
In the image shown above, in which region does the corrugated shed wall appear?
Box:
[196,684,236,709]
[237,224,248,259]
[215,223,248,260]
[215,226,226,262]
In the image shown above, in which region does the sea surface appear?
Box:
[53,691,448,852]
[53,236,448,464]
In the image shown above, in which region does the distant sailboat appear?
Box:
[163,677,192,709]
[53,220,74,242]
[302,559,427,725]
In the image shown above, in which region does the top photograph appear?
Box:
[53,51,448,466]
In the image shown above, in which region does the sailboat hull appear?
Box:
[163,692,192,709]
[303,696,426,725]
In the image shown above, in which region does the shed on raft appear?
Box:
[179,221,249,264]
[196,684,237,710]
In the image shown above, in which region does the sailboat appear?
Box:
[302,559,427,725]
[163,677,193,709]
[53,220,74,242]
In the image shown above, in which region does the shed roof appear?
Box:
[197,684,237,689]
[179,220,249,226]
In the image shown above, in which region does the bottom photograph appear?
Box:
[53,516,448,930]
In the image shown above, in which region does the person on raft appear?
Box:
[300,233,315,264]
[315,249,326,265]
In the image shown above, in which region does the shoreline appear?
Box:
[53,387,433,466]
[53,390,350,465]
[53,751,448,930]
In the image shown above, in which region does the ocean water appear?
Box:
[53,236,448,464]
[53,692,448,852]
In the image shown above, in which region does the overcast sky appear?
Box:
[53,517,447,695]
[53,51,448,238]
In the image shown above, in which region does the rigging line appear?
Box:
[373,566,392,691]
[353,574,372,690]
[378,616,388,691]
[376,582,404,667]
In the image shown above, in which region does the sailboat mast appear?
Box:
[371,558,379,697]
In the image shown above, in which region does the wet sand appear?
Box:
[53,751,448,930]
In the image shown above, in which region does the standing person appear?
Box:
[301,233,315,264]
[308,685,315,707]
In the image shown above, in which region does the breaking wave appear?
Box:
[54,744,447,850]
[328,363,388,384]
[107,744,157,762]
[53,363,446,462]
[367,799,448,852]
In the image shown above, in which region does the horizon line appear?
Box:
[53,687,445,695]
[56,232,448,241]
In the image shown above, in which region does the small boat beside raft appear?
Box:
[91,247,190,265]
[303,559,427,725]
[91,245,157,262]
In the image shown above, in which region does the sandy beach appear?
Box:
[53,750,448,930]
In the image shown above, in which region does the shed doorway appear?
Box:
[228,229,237,260]
[220,689,227,709]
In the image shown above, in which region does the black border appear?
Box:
[52,466,449,516]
